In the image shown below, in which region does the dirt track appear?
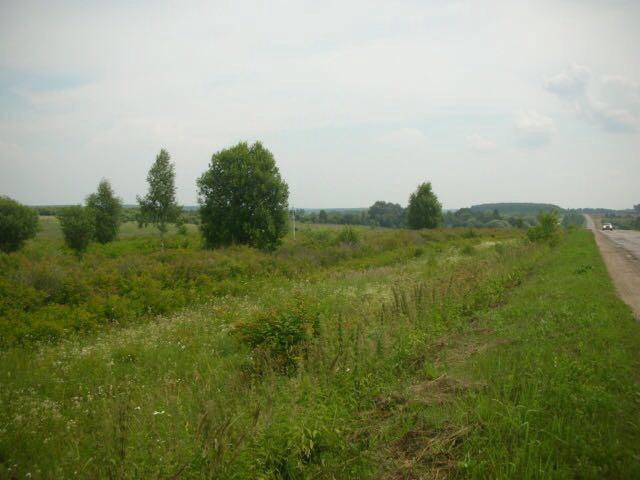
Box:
[585,215,640,321]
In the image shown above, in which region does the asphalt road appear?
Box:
[585,215,640,320]
[601,229,640,261]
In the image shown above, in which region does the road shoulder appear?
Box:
[586,216,640,321]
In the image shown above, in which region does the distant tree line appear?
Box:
[9,139,628,254]
[294,201,546,230]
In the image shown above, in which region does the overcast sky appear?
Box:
[1,0,639,209]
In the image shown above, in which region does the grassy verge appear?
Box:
[369,229,640,478]
[1,229,638,478]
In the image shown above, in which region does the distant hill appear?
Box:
[469,203,562,215]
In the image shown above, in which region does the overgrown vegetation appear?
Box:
[526,210,561,245]
[0,222,512,348]
[2,226,638,478]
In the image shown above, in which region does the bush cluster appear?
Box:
[527,211,561,246]
[234,299,320,374]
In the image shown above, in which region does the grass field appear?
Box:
[1,225,639,478]
[0,219,514,348]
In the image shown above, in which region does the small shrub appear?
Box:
[335,226,360,246]
[234,300,320,374]
[527,211,560,246]
[0,196,39,253]
[462,229,478,239]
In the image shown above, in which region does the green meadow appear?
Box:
[1,223,639,478]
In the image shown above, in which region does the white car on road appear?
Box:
[602,223,614,231]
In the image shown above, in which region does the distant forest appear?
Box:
[32,201,640,230]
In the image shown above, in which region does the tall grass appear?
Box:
[0,223,514,347]
[0,230,533,478]
[3,227,636,478]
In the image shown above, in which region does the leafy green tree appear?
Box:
[86,179,122,243]
[0,196,39,253]
[57,206,95,254]
[634,203,640,215]
[137,149,181,246]
[197,141,289,250]
[318,210,328,224]
[368,201,405,228]
[407,182,442,229]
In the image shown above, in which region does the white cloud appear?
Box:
[544,65,640,133]
[466,133,496,152]
[543,64,590,98]
[514,111,556,147]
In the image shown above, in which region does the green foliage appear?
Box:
[407,182,442,229]
[602,213,640,231]
[0,196,39,253]
[6,228,640,478]
[57,206,95,254]
[234,299,319,374]
[561,211,586,228]
[470,202,562,216]
[137,149,180,241]
[527,210,560,245]
[86,179,123,243]
[368,201,405,228]
[335,225,360,245]
[197,141,289,250]
[0,224,518,347]
[444,207,531,229]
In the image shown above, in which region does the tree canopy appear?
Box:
[137,149,180,243]
[197,141,289,250]
[368,201,405,228]
[407,182,442,229]
[0,196,39,253]
[57,206,95,254]
[86,179,122,243]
